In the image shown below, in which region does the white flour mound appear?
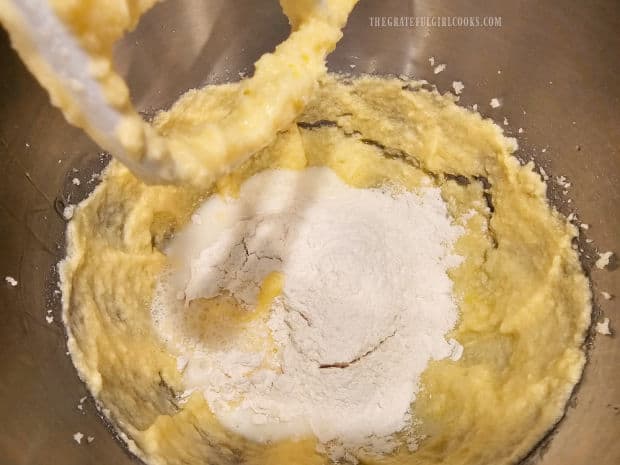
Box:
[152,167,464,456]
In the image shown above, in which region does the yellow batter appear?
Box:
[59,75,591,465]
[0,0,357,184]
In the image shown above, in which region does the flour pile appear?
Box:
[152,167,464,456]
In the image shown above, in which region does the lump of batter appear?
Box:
[60,75,591,465]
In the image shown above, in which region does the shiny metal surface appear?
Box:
[0,1,618,464]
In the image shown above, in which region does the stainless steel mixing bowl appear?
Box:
[0,1,618,464]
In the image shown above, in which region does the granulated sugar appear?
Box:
[152,168,464,457]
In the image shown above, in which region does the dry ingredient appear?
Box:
[452,81,465,94]
[72,432,84,444]
[63,205,75,220]
[595,251,614,269]
[152,168,464,456]
[596,317,612,336]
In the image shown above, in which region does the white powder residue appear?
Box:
[490,98,501,108]
[73,432,84,444]
[555,175,571,189]
[595,251,614,269]
[447,338,464,361]
[452,81,464,95]
[596,317,611,336]
[5,276,18,287]
[88,172,101,184]
[433,63,446,74]
[601,291,612,300]
[152,168,464,457]
[63,205,75,220]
